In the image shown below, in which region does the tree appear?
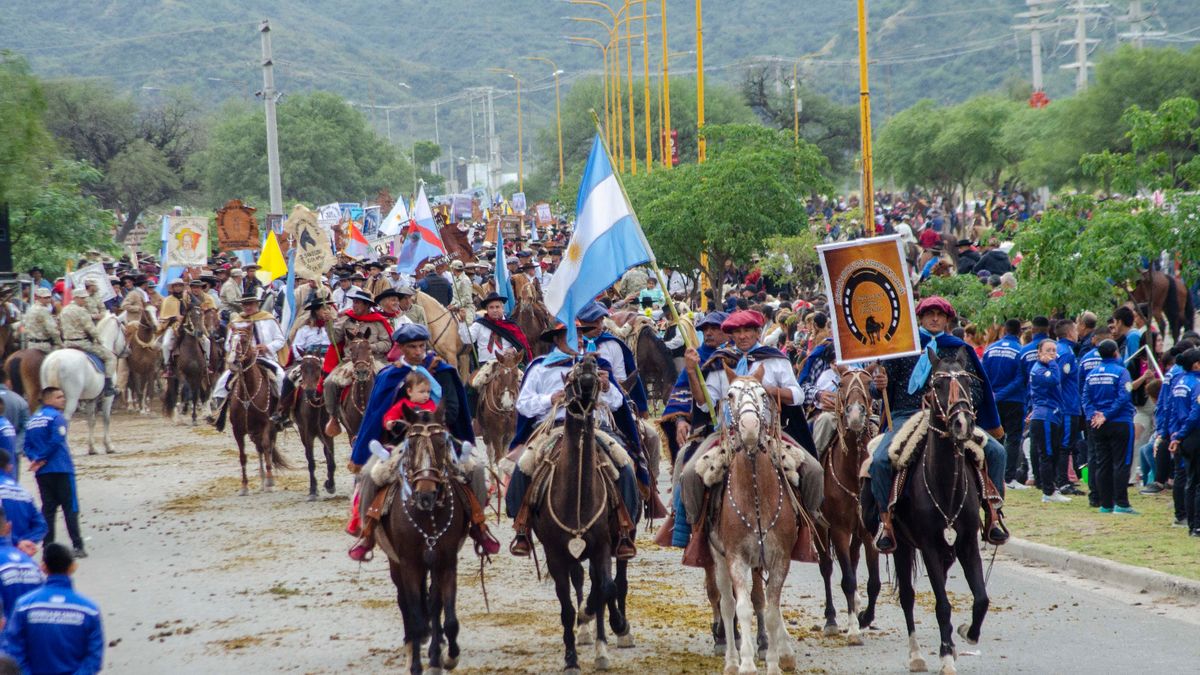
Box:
[412,140,445,193]
[10,161,119,277]
[0,52,53,207]
[1080,97,1200,194]
[42,81,203,241]
[197,92,415,208]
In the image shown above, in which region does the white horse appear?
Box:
[40,314,127,455]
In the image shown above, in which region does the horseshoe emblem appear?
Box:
[838,262,903,347]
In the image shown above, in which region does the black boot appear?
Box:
[102,377,117,397]
[271,378,295,430]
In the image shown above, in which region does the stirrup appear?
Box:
[509,531,531,557]
[616,533,637,561]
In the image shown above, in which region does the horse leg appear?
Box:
[427,566,445,674]
[83,399,98,456]
[570,560,592,647]
[442,558,461,671]
[611,560,633,648]
[102,395,115,453]
[752,569,768,659]
[764,557,793,675]
[729,558,757,675]
[833,531,862,646]
[704,561,727,655]
[236,433,250,496]
[954,539,990,648]
[895,543,926,672]
[918,546,956,675]
[262,426,276,491]
[858,534,881,630]
[712,555,741,675]
[818,528,838,635]
[322,427,336,494]
[304,429,318,501]
[591,554,612,672]
[550,554,580,673]
[391,564,426,675]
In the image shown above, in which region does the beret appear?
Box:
[577,301,609,323]
[392,324,431,344]
[915,296,956,320]
[721,310,765,333]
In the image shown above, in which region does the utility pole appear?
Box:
[258,20,283,217]
[1119,1,1165,48]
[1061,0,1107,93]
[487,87,499,192]
[1014,0,1057,95]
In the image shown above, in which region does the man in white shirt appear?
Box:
[211,291,288,417]
[456,293,529,367]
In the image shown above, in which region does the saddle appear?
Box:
[692,432,809,490]
[64,348,105,375]
[518,426,630,511]
[867,410,991,511]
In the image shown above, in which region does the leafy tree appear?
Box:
[10,161,119,277]
[919,274,991,322]
[42,81,203,241]
[1080,97,1200,194]
[0,52,53,206]
[412,140,445,193]
[197,92,415,209]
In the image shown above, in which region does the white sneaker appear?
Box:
[1006,480,1028,490]
[1042,491,1071,503]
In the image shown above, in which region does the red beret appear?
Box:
[915,296,956,321]
[720,310,766,333]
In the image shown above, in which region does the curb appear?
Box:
[1000,536,1200,603]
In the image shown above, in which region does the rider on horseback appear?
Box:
[506,322,644,561]
[210,291,287,414]
[318,288,393,435]
[577,301,649,415]
[59,289,117,397]
[861,296,1010,553]
[159,279,213,377]
[23,289,61,353]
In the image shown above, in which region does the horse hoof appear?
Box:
[617,632,634,649]
[426,668,443,675]
[768,665,783,675]
[847,632,864,646]
[857,610,875,630]
[307,493,317,502]
[324,480,336,494]
[723,666,739,675]
[956,623,977,646]
[939,655,957,675]
[238,487,249,496]
[564,668,581,675]
[779,654,797,672]
[909,656,928,672]
[822,624,840,637]
[757,646,767,660]
[594,655,609,671]
[713,640,727,656]
[738,665,757,675]
[87,449,97,456]
[443,653,458,671]
[575,627,593,645]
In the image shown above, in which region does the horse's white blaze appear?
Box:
[500,390,514,410]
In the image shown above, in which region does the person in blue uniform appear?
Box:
[2,543,103,675]
[0,505,43,624]
[1082,340,1137,513]
[983,318,1027,487]
[1028,339,1070,502]
[1055,319,1086,496]
[24,388,86,558]
[1167,348,1200,534]
[0,449,47,556]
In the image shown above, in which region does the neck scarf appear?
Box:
[907,327,944,394]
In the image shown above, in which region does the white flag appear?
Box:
[379,195,410,236]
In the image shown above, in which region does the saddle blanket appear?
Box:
[868,410,987,469]
[515,425,631,481]
[67,350,105,375]
[692,432,809,489]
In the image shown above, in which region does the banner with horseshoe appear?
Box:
[816,235,920,365]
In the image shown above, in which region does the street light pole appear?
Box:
[525,56,565,185]
[623,0,637,175]
[660,0,671,169]
[856,0,875,232]
[567,35,612,156]
[640,0,653,173]
[695,0,706,163]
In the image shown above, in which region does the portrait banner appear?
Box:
[216,199,259,250]
[165,216,209,268]
[290,204,335,280]
[816,235,920,365]
[71,263,117,303]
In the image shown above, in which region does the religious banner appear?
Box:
[535,202,552,226]
[290,205,335,280]
[71,262,117,302]
[317,203,341,232]
[511,192,527,215]
[362,205,382,239]
[216,200,259,250]
[165,216,209,268]
[451,194,474,222]
[816,235,920,365]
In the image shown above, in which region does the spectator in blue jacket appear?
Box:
[0,371,29,481]
[1168,349,1200,535]
[984,318,1027,487]
[1083,340,1137,514]
[1055,319,1086,496]
[0,505,43,624]
[0,450,46,557]
[1078,326,1112,505]
[24,388,86,558]
[1028,339,1069,502]
[2,543,103,674]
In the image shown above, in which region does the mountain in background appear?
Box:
[4,0,1195,173]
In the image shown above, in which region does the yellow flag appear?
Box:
[255,230,288,285]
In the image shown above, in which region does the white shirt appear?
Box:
[590,338,628,382]
[517,358,625,424]
[459,320,520,364]
[291,324,331,360]
[667,270,690,297]
[227,316,287,363]
[331,286,353,312]
[698,347,802,412]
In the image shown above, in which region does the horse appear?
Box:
[0,294,20,360]
[336,335,376,441]
[294,353,336,501]
[39,314,127,455]
[225,323,288,495]
[123,310,160,414]
[440,224,477,263]
[512,291,553,359]
[816,369,881,646]
[864,316,884,346]
[624,316,678,413]
[891,352,990,675]
[415,291,472,375]
[1131,269,1195,342]
[164,305,212,425]
[532,355,633,673]
[709,369,798,675]
[5,349,46,410]
[377,406,470,675]
[474,350,520,467]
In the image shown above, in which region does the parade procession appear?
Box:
[5,1,1200,673]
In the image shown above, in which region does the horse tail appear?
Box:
[6,355,22,399]
[271,442,291,470]
[1164,273,1181,329]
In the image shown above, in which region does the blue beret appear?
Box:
[577,301,609,323]
[695,311,728,330]
[392,323,431,344]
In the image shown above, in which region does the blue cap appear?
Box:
[392,323,431,344]
[695,311,728,330]
[577,301,609,323]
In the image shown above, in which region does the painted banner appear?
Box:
[511,192,527,215]
[290,205,335,280]
[362,205,382,239]
[71,262,117,302]
[535,202,552,225]
[216,200,259,250]
[816,235,920,365]
[317,203,341,232]
[165,216,209,268]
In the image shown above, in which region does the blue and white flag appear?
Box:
[156,215,183,295]
[280,250,299,336]
[544,135,654,344]
[494,226,516,315]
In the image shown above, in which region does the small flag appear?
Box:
[256,230,289,285]
[62,261,74,306]
[345,221,371,259]
[379,195,410,237]
[396,186,448,273]
[280,250,299,336]
[495,226,515,315]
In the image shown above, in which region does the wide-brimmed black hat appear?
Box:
[478,292,507,309]
[374,288,402,304]
[305,295,332,311]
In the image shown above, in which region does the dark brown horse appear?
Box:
[532,355,632,673]
[512,293,553,359]
[123,312,159,414]
[336,335,376,443]
[816,369,881,645]
[294,354,336,500]
[1132,269,1195,342]
[164,305,211,425]
[5,349,46,410]
[626,317,677,413]
[377,406,470,675]
[440,224,477,263]
[892,352,990,675]
[226,324,288,495]
[474,351,521,467]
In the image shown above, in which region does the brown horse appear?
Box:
[376,406,470,675]
[626,317,677,413]
[532,355,633,673]
[474,351,520,467]
[226,324,288,495]
[709,370,798,675]
[336,335,376,442]
[294,354,336,500]
[416,291,472,375]
[512,292,553,359]
[123,312,159,414]
[441,224,477,263]
[816,369,881,645]
[1132,269,1195,342]
[164,305,211,425]
[5,349,46,410]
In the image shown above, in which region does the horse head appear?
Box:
[723,363,772,453]
[183,304,206,336]
[346,336,374,382]
[924,350,977,443]
[837,367,873,434]
[563,354,601,418]
[226,324,256,371]
[298,354,325,405]
[401,405,451,512]
[492,350,521,412]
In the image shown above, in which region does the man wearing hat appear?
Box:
[505,322,643,560]
[320,287,393,435]
[374,289,412,333]
[119,275,155,323]
[347,323,500,558]
[396,286,426,327]
[158,279,213,374]
[289,295,334,362]
[211,290,287,417]
[364,261,391,299]
[59,289,117,396]
[417,263,453,307]
[576,301,649,415]
[331,273,355,313]
[23,289,61,353]
[675,309,822,551]
[26,267,52,292]
[510,258,542,304]
[862,296,1009,553]
[80,279,106,322]
[219,268,248,317]
[455,292,530,370]
[448,260,475,315]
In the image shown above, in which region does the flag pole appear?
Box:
[587,109,715,418]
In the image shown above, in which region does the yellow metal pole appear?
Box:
[516,76,523,193]
[660,0,671,169]
[640,0,653,174]
[613,23,624,173]
[695,0,706,163]
[624,0,637,175]
[857,0,875,234]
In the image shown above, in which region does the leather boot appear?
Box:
[103,377,117,397]
[875,510,897,554]
[460,483,501,555]
[613,501,638,561]
[349,488,389,561]
[509,496,534,557]
[978,468,1010,545]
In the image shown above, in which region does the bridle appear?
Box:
[399,419,458,552]
[923,369,977,440]
[721,376,786,566]
[723,377,775,453]
[563,359,600,420]
[827,369,877,502]
[482,360,519,415]
[298,354,325,407]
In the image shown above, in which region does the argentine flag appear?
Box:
[544,135,654,341]
[494,226,516,315]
